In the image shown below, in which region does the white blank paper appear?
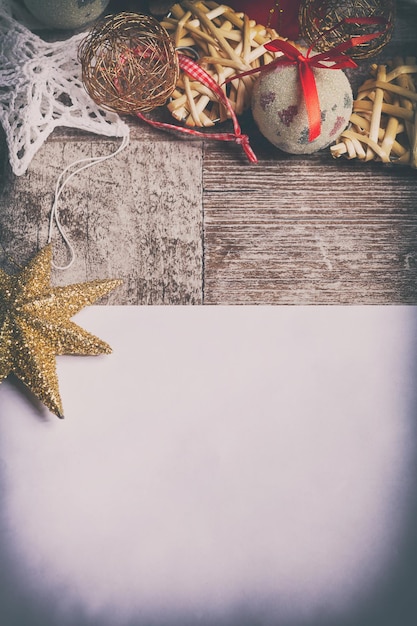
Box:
[0,306,416,626]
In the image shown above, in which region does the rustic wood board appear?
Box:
[203,141,417,304]
[0,136,204,305]
[202,4,417,305]
[1,1,417,305]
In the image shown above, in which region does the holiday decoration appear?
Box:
[0,245,121,418]
[160,1,283,126]
[0,4,128,176]
[299,0,395,60]
[79,10,258,162]
[250,41,353,154]
[23,0,110,29]
[331,57,417,168]
[79,12,179,114]
[223,0,301,40]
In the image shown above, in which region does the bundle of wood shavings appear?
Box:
[160,0,284,127]
[331,57,417,167]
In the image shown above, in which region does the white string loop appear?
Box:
[47,132,130,270]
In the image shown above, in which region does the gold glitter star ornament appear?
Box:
[0,245,122,418]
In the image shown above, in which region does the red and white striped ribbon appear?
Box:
[136,53,257,163]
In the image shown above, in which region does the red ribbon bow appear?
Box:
[229,18,390,142]
[263,39,360,142]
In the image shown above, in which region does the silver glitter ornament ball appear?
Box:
[252,63,353,154]
[23,0,110,30]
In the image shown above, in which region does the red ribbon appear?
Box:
[113,44,257,162]
[137,54,257,163]
[263,39,360,142]
[229,18,390,142]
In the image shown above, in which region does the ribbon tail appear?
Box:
[134,114,258,164]
[264,39,302,60]
[177,54,257,162]
[299,63,321,142]
[224,64,265,83]
[237,135,258,163]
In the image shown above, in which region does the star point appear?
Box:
[0,244,121,418]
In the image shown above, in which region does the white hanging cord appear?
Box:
[47,132,130,270]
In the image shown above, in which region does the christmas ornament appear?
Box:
[331,57,417,168]
[299,0,395,60]
[250,40,353,154]
[0,4,128,176]
[0,244,121,418]
[79,11,179,114]
[224,0,301,40]
[79,10,257,162]
[23,0,110,30]
[160,1,283,126]
[252,63,352,154]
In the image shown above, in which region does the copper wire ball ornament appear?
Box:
[79,12,179,114]
[299,0,395,60]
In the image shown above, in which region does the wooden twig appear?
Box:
[162,1,284,126]
[331,58,417,168]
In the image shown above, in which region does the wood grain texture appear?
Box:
[202,4,417,304]
[203,142,417,304]
[1,2,417,305]
[0,137,203,304]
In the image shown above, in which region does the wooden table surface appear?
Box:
[1,0,416,305]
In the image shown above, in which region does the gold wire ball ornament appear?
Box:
[299,0,396,59]
[79,12,179,114]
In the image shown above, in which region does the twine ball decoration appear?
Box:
[79,12,179,114]
[299,0,395,60]
[252,62,353,154]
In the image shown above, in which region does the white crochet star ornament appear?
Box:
[0,0,129,176]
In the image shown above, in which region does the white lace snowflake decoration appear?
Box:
[0,3,129,175]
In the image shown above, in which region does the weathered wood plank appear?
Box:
[204,216,417,304]
[1,1,417,305]
[203,146,417,211]
[49,109,191,143]
[0,138,203,304]
[203,141,417,303]
[202,3,417,304]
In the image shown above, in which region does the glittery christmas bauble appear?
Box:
[251,63,353,154]
[23,0,110,30]
[299,0,395,60]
